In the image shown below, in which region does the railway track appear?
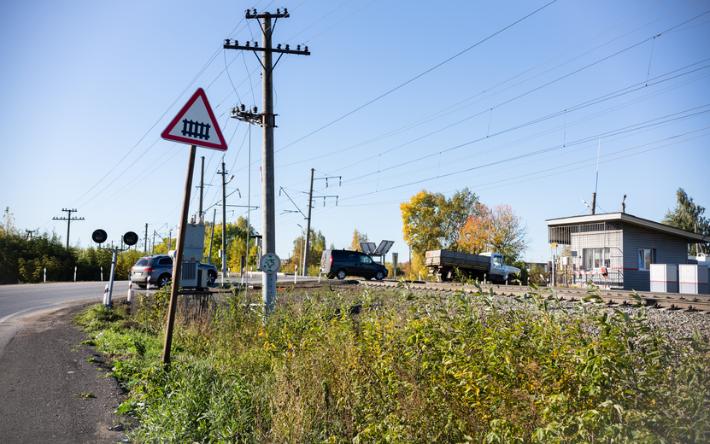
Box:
[358,279,710,313]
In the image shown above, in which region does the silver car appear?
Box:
[130,255,217,289]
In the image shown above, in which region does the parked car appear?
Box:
[321,249,388,280]
[130,255,217,289]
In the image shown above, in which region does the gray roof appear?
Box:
[546,212,707,242]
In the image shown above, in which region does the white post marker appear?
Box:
[159,87,228,365]
[294,265,298,284]
[100,266,103,281]
[74,266,77,282]
[43,267,46,283]
[103,284,109,306]
[126,281,134,303]
[106,249,117,307]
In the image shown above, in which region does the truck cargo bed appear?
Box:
[425,250,490,271]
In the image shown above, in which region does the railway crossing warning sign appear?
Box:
[161,88,228,151]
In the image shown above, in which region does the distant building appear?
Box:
[547,212,707,291]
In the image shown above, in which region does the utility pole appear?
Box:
[303,170,341,276]
[225,8,310,313]
[198,155,205,221]
[591,139,601,215]
[208,208,217,263]
[218,161,231,286]
[304,168,315,276]
[246,124,252,273]
[151,230,157,254]
[52,208,85,250]
[168,228,172,251]
[144,223,149,253]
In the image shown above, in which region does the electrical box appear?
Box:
[679,264,709,294]
[650,264,678,293]
[180,261,199,288]
[180,222,206,262]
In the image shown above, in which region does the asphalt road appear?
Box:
[0,305,126,443]
[0,281,129,322]
[0,281,128,356]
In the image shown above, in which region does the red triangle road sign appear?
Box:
[161,88,228,151]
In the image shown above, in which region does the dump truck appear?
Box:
[425,249,520,283]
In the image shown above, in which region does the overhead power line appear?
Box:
[338,104,710,201]
[342,59,710,185]
[275,0,559,153]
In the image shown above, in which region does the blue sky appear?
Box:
[1,0,709,263]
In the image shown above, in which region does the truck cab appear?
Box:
[480,252,520,283]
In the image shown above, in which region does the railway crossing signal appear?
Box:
[161,88,228,151]
[160,88,227,365]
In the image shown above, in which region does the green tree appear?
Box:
[400,188,478,253]
[488,205,527,263]
[0,230,75,283]
[291,229,326,275]
[663,188,710,255]
[198,216,257,271]
[400,189,478,275]
[76,247,113,280]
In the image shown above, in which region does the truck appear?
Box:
[425,250,520,283]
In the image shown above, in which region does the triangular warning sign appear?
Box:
[161,88,228,151]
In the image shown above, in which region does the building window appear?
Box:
[582,248,611,270]
[638,248,656,271]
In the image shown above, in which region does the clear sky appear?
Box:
[1,0,709,263]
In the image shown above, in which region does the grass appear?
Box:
[76,285,710,443]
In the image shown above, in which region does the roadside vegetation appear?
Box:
[77,285,709,443]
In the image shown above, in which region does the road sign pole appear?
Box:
[162,145,197,365]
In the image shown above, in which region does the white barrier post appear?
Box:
[100,266,103,281]
[294,265,298,284]
[74,266,77,282]
[126,281,134,303]
[106,248,117,307]
[43,267,47,283]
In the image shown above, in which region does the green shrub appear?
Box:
[77,286,710,443]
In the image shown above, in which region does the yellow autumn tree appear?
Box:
[400,188,478,276]
[350,229,368,251]
[458,202,494,254]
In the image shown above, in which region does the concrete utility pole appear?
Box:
[304,168,315,276]
[198,155,205,221]
[225,8,310,314]
[218,161,230,286]
[144,223,149,253]
[591,138,601,215]
[52,208,85,250]
[208,208,217,263]
[303,170,341,276]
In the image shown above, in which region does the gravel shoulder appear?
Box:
[0,304,126,443]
